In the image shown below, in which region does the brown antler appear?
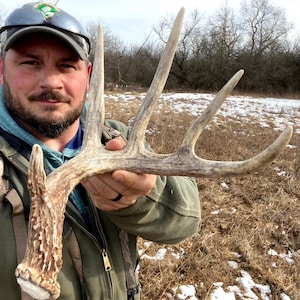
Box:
[15,7,293,299]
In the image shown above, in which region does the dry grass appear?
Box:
[105,93,300,299]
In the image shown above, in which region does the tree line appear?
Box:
[87,0,300,95]
[1,0,300,95]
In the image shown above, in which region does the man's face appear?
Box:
[0,32,92,138]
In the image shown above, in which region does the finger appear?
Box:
[112,170,156,195]
[96,196,138,211]
[82,175,118,200]
[105,136,126,151]
[82,176,141,211]
[96,171,149,195]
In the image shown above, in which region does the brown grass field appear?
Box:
[105,92,300,300]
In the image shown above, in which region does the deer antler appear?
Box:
[15,7,293,300]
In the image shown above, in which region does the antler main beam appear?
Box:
[15,7,293,300]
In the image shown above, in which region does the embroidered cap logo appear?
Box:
[34,3,58,19]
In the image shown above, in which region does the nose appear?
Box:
[39,66,63,90]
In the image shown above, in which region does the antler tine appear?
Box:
[220,125,293,175]
[173,126,293,177]
[181,69,244,150]
[82,25,104,149]
[126,7,185,152]
[15,144,62,299]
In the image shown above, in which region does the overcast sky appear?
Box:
[1,0,300,44]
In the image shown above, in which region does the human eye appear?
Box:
[61,63,76,69]
[18,54,41,67]
[20,59,39,66]
[59,62,77,72]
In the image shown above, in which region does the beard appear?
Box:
[3,78,84,138]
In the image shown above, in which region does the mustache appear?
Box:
[28,90,70,103]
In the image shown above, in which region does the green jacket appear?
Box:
[0,119,201,300]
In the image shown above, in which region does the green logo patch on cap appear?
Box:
[34,3,58,19]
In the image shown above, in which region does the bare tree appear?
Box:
[199,2,243,89]
[153,8,205,88]
[238,0,293,91]
[84,20,128,87]
[240,0,292,56]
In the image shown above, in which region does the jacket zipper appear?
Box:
[65,210,112,266]
[65,211,113,297]
[102,248,112,271]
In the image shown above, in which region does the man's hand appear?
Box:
[81,136,156,211]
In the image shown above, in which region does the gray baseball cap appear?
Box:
[0,2,91,60]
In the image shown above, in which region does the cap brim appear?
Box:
[3,26,87,60]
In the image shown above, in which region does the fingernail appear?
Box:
[114,174,124,183]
